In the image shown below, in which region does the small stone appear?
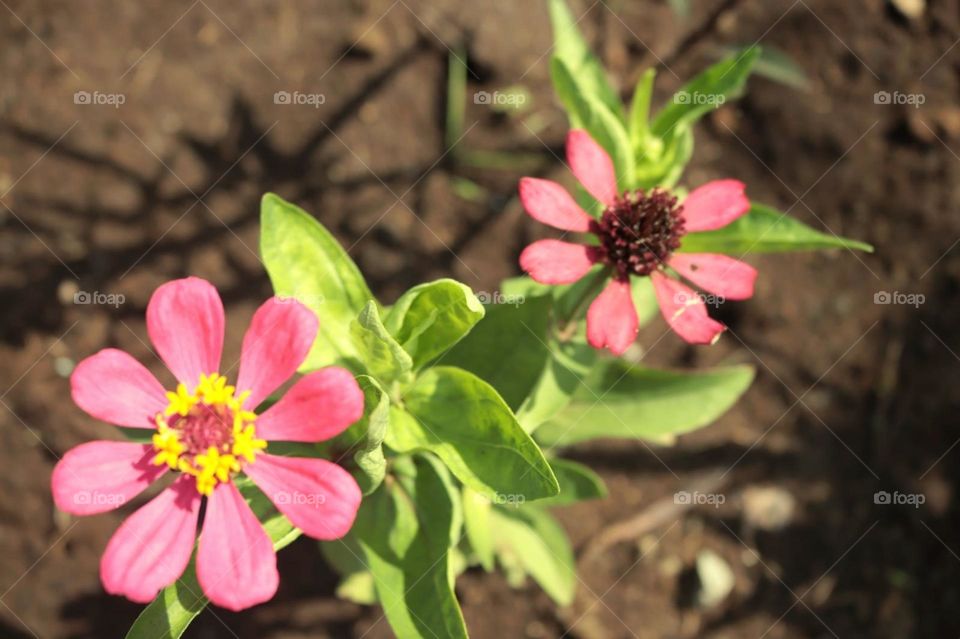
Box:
[695,550,735,609]
[889,0,925,20]
[742,485,796,531]
[53,357,75,378]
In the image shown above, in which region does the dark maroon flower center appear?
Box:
[593,188,686,277]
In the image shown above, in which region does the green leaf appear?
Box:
[538,458,607,507]
[651,47,761,138]
[739,45,810,91]
[462,486,495,571]
[631,276,659,328]
[384,279,485,370]
[629,68,657,152]
[351,375,391,494]
[125,478,300,639]
[443,295,553,410]
[679,203,874,254]
[536,363,755,446]
[260,193,375,371]
[516,337,597,434]
[351,301,413,382]
[354,455,468,639]
[387,367,560,501]
[552,57,636,189]
[548,0,623,120]
[491,507,576,606]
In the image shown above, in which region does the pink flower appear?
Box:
[51,277,364,611]
[519,129,757,354]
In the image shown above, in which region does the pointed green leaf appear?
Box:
[351,301,413,382]
[387,367,560,501]
[260,193,375,371]
[651,47,761,137]
[538,458,607,507]
[679,203,874,254]
[536,363,755,446]
[350,375,391,494]
[491,507,576,606]
[384,279,485,370]
[354,455,468,639]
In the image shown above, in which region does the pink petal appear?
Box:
[52,441,166,515]
[519,239,597,285]
[650,272,725,345]
[586,278,639,355]
[567,129,618,206]
[243,455,361,541]
[147,277,224,389]
[681,179,750,232]
[100,476,201,603]
[256,368,363,443]
[518,177,594,232]
[71,349,168,428]
[236,298,318,410]
[197,481,278,611]
[669,253,758,300]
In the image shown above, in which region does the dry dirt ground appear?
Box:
[1,0,959,637]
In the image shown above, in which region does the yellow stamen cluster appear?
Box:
[151,373,267,496]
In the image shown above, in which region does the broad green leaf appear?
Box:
[443,295,553,410]
[336,571,377,605]
[351,301,413,382]
[516,337,596,433]
[387,367,560,501]
[384,279,485,369]
[538,457,607,507]
[491,507,576,606]
[552,57,636,189]
[679,203,874,254]
[260,193,375,371]
[462,486,495,571]
[548,0,623,120]
[354,455,468,639]
[351,375,391,494]
[536,363,755,446]
[629,68,657,152]
[651,47,761,138]
[125,478,300,639]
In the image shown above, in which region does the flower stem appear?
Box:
[555,267,612,341]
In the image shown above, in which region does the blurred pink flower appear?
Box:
[519,129,757,354]
[52,277,363,611]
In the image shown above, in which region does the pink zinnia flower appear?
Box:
[519,129,757,354]
[51,277,364,611]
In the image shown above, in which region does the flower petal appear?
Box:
[71,349,168,428]
[256,368,363,443]
[100,476,200,603]
[52,441,166,515]
[669,253,758,300]
[236,298,318,410]
[567,129,618,205]
[681,179,749,232]
[651,272,725,345]
[586,277,639,355]
[518,177,594,232]
[244,455,361,540]
[197,481,278,611]
[519,239,597,285]
[147,277,224,389]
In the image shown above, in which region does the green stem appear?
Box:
[554,267,612,340]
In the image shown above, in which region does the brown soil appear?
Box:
[1,0,959,637]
